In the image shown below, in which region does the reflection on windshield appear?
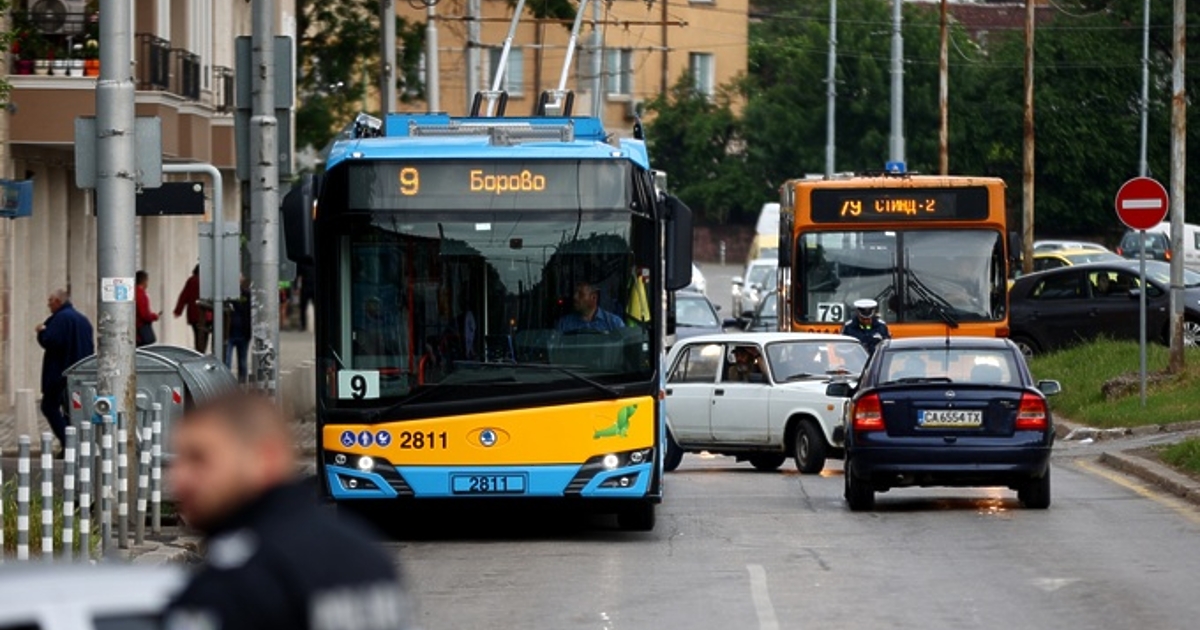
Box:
[765,341,867,380]
[881,349,1018,385]
[331,210,655,404]
[1143,261,1200,288]
[798,229,1006,325]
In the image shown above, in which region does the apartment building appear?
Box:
[398,0,749,133]
[0,0,295,417]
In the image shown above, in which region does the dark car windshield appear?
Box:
[676,295,720,327]
[881,348,1020,385]
[1121,232,1169,251]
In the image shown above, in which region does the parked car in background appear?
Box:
[663,332,868,474]
[0,564,186,630]
[1117,222,1200,272]
[1033,240,1110,253]
[1008,260,1200,357]
[828,337,1061,511]
[1029,248,1124,273]
[685,263,707,295]
[674,291,734,343]
[732,259,777,316]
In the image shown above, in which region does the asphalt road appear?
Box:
[384,452,1200,630]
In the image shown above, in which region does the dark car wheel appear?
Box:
[1184,318,1200,348]
[664,430,684,473]
[1011,334,1039,359]
[1019,468,1051,509]
[792,421,828,474]
[749,453,787,471]
[617,502,656,531]
[844,462,875,511]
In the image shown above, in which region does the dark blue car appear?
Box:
[827,337,1061,511]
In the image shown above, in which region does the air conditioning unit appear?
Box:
[625,99,646,121]
[30,0,88,35]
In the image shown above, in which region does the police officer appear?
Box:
[841,298,891,356]
[165,392,413,630]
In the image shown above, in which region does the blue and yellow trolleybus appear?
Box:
[283,113,693,530]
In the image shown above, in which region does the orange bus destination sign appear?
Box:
[809,187,991,223]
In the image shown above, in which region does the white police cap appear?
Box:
[853,299,878,311]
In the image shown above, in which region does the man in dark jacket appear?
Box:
[165,392,413,630]
[841,298,891,357]
[36,289,94,447]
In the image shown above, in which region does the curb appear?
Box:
[130,536,202,567]
[1056,418,1200,442]
[1098,451,1200,508]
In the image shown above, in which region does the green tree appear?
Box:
[296,0,425,151]
[645,77,757,224]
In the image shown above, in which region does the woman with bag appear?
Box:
[136,270,161,346]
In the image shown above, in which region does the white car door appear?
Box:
[665,343,722,443]
[710,343,773,444]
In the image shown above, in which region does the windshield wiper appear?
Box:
[454,361,623,397]
[904,269,960,329]
[784,372,816,381]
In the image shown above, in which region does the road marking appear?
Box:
[1074,459,1200,528]
[746,564,780,630]
[1031,577,1080,592]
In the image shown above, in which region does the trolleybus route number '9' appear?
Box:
[395,167,549,197]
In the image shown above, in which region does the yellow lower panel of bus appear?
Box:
[323,396,656,466]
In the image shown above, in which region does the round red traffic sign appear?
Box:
[1115,176,1169,230]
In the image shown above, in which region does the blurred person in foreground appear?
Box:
[165,391,413,630]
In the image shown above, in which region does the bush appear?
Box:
[2,477,100,558]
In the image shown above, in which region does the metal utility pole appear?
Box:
[251,0,280,396]
[427,2,440,112]
[95,0,137,419]
[1168,0,1186,371]
[938,0,949,175]
[1138,0,1151,177]
[1021,0,1035,275]
[888,0,905,166]
[590,0,603,119]
[824,0,837,178]
[466,0,481,107]
[381,0,397,116]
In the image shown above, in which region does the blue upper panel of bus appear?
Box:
[325,114,651,171]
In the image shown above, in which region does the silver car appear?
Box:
[732,259,777,316]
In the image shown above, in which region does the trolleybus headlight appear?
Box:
[357,456,375,471]
[602,454,620,470]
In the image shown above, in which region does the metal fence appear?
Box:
[2,404,165,562]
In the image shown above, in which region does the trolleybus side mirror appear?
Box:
[281,174,318,264]
[665,195,693,292]
[1008,231,1020,263]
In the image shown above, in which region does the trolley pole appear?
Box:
[95,0,138,429]
[251,0,281,397]
[381,0,397,116]
[824,0,837,179]
[888,0,905,166]
[938,0,949,175]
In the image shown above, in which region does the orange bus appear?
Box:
[777,175,1012,338]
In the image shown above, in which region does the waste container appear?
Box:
[64,345,238,457]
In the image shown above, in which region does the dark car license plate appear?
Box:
[918,409,983,428]
[451,474,527,495]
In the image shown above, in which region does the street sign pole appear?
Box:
[1139,229,1147,406]
[1115,176,1170,407]
[251,0,280,398]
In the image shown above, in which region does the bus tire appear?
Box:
[664,430,684,472]
[617,502,656,532]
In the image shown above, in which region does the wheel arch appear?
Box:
[783,411,833,452]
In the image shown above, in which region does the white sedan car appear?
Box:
[0,564,186,629]
[663,332,868,473]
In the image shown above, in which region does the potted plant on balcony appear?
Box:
[68,42,86,77]
[51,41,69,76]
[9,13,37,75]
[83,3,100,76]
[30,36,53,76]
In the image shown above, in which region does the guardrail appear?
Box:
[2,407,164,562]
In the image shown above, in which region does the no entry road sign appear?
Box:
[1115,176,1169,231]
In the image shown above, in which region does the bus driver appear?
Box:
[557,282,625,333]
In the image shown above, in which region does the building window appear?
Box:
[488,48,525,97]
[689,52,715,97]
[606,48,633,97]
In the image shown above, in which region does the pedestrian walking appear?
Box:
[36,289,94,449]
[136,270,161,347]
[164,391,414,630]
[174,264,212,353]
[225,278,251,383]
